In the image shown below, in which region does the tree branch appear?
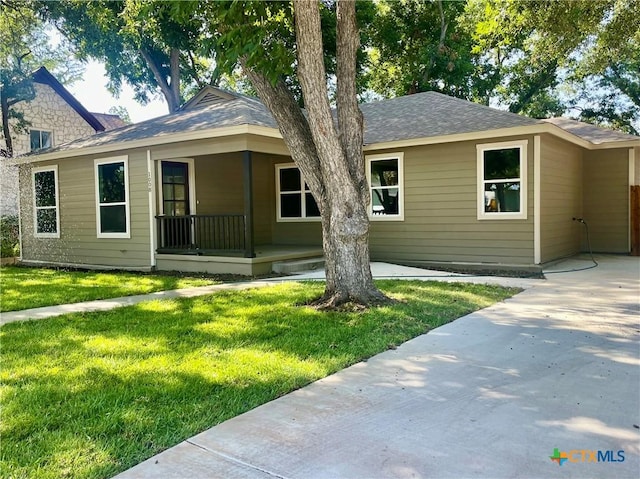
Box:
[139,48,178,112]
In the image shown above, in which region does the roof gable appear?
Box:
[31,67,105,132]
[180,86,238,110]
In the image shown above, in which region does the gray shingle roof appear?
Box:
[40,94,277,155]
[361,91,538,144]
[542,117,638,144]
[31,90,638,156]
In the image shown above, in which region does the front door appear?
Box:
[162,161,190,216]
[161,161,192,248]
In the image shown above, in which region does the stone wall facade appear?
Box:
[1,82,97,216]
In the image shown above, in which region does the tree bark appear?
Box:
[243,0,388,307]
[139,48,181,112]
[1,90,14,157]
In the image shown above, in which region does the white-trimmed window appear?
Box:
[30,129,52,151]
[32,166,60,238]
[477,140,528,220]
[95,156,130,238]
[276,164,321,221]
[366,153,404,220]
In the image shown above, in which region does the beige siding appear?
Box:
[252,153,277,245]
[270,158,322,246]
[539,134,583,262]
[583,148,630,253]
[369,136,535,265]
[193,153,244,215]
[20,150,152,268]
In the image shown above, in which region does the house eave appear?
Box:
[11,124,284,164]
[363,123,640,152]
[13,119,639,166]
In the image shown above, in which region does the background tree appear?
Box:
[0,0,82,157]
[37,0,218,112]
[366,0,639,132]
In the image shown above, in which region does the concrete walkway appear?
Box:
[0,262,536,325]
[112,255,639,479]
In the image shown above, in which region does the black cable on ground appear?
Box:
[544,218,598,274]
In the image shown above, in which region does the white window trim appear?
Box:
[156,158,197,215]
[275,163,321,222]
[95,156,131,239]
[32,165,60,238]
[477,140,528,220]
[30,128,54,151]
[366,152,405,221]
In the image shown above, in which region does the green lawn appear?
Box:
[0,281,519,479]
[0,266,219,312]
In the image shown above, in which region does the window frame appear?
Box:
[366,153,405,221]
[476,140,528,220]
[94,156,131,238]
[32,165,60,238]
[29,129,53,152]
[275,163,321,222]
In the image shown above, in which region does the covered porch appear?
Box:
[156,244,324,276]
[150,144,323,275]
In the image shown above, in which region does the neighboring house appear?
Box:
[13,86,640,274]
[0,66,126,216]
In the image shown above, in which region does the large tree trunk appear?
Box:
[244,0,388,308]
[1,92,13,157]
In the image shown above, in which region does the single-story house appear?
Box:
[14,87,640,275]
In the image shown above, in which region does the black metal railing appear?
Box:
[156,214,252,256]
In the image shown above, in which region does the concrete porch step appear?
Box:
[272,257,325,274]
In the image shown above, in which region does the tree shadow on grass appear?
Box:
[0,280,516,479]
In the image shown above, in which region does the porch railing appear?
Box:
[156,214,253,257]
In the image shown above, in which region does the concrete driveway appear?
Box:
[115,255,640,479]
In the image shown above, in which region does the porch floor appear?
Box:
[155,244,323,276]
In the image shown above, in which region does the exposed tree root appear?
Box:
[309,288,396,311]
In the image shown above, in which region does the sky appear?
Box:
[66,60,169,124]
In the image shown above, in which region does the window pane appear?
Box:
[305,193,320,217]
[34,171,56,207]
[370,159,399,187]
[173,202,187,216]
[371,187,399,215]
[280,168,301,192]
[41,131,51,149]
[484,182,520,212]
[30,131,41,151]
[99,162,125,203]
[484,148,520,180]
[164,201,176,216]
[173,185,186,201]
[280,193,302,217]
[36,209,57,233]
[100,204,126,233]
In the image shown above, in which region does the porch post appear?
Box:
[243,150,256,258]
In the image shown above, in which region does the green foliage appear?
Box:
[0,280,518,479]
[367,0,477,99]
[107,106,132,125]
[0,266,219,312]
[1,0,83,155]
[0,215,19,258]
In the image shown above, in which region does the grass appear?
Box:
[0,280,519,479]
[0,266,220,312]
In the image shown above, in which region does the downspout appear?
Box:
[147,149,157,268]
[534,135,541,264]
